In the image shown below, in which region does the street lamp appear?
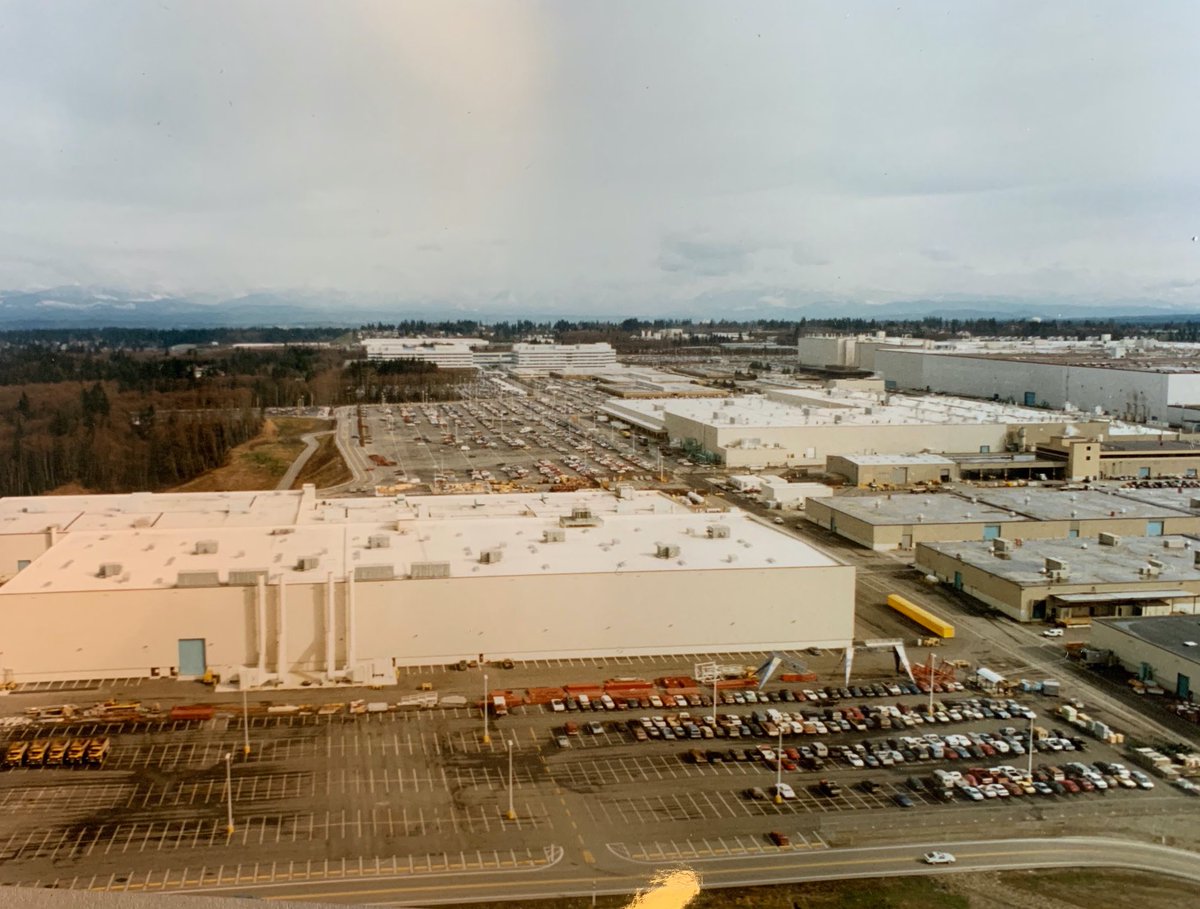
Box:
[927,655,937,717]
[505,739,516,820]
[482,671,491,745]
[1026,715,1035,779]
[711,677,718,725]
[224,752,235,836]
[241,687,251,757]
[774,723,784,804]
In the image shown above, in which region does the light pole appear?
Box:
[482,672,491,745]
[505,739,516,820]
[926,655,937,717]
[1026,716,1035,779]
[774,723,784,803]
[711,678,718,725]
[224,752,235,836]
[241,687,251,757]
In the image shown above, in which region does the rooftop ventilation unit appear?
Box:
[194,540,218,555]
[707,524,731,539]
[615,485,636,499]
[1148,557,1165,571]
[97,562,123,578]
[560,506,602,528]
[269,527,294,535]
[1163,538,1186,550]
[543,528,566,543]
[176,570,220,587]
[295,556,320,571]
[991,537,1012,554]
[367,534,390,549]
[228,569,268,586]
[410,561,451,580]
[656,543,681,559]
[1045,557,1068,572]
[1098,532,1121,547]
[479,548,503,564]
[354,565,395,581]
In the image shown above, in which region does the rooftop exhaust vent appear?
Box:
[98,562,123,578]
[194,540,218,555]
[707,524,731,539]
[543,528,566,543]
[655,543,681,559]
[479,548,503,564]
[295,556,320,571]
[410,561,451,580]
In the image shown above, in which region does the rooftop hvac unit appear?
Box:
[97,562,123,578]
[354,565,395,581]
[1191,497,1200,510]
[269,527,294,535]
[1047,569,1070,582]
[1193,550,1200,568]
[560,507,602,528]
[295,556,320,571]
[991,537,1012,554]
[176,570,220,587]
[194,540,218,555]
[1045,557,1068,573]
[410,561,451,580]
[367,534,390,549]
[656,543,681,559]
[228,569,268,586]
[1098,532,1121,547]
[616,485,636,499]
[707,524,731,539]
[543,528,566,543]
[1148,557,1165,570]
[479,548,503,564]
[1163,538,1186,550]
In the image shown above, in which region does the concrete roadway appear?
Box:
[169,835,1200,904]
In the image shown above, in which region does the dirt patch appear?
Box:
[171,417,333,492]
[292,429,351,490]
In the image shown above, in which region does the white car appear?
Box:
[550,699,566,713]
[923,851,956,865]
[771,783,796,800]
[1042,627,1065,637]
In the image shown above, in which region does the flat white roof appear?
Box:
[0,490,838,594]
[836,453,956,466]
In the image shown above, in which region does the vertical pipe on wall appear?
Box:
[325,571,335,680]
[255,576,267,675]
[276,575,287,678]
[346,571,356,677]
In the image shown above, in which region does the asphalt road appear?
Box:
[161,835,1200,904]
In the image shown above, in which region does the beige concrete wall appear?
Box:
[914,545,1032,621]
[827,458,957,487]
[0,531,55,582]
[1091,620,1200,697]
[1100,455,1200,479]
[0,565,856,682]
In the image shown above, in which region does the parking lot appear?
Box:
[351,375,675,493]
[0,675,1189,892]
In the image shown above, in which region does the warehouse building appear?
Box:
[599,388,1108,470]
[915,535,1200,623]
[828,453,958,487]
[804,488,1200,552]
[1091,615,1200,699]
[510,342,617,372]
[0,488,855,686]
[362,337,487,369]
[1036,435,1200,481]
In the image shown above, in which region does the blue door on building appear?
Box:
[982,525,1001,541]
[1147,521,1164,537]
[178,639,206,677]
[1024,391,1037,406]
[1179,674,1192,699]
[953,571,963,591]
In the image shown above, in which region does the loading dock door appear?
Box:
[1146,520,1164,536]
[178,639,206,677]
[1024,391,1037,406]
[953,571,963,591]
[1179,673,1191,699]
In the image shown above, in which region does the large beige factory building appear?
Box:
[0,488,854,686]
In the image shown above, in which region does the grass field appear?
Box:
[172,417,337,492]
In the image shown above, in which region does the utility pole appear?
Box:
[482,672,491,745]
[224,753,235,836]
[241,687,251,757]
[505,739,516,820]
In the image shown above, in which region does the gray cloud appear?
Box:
[0,1,1197,310]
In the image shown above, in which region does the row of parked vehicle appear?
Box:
[930,760,1155,801]
[547,679,976,716]
[3,736,110,769]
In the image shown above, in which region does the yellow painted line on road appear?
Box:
[582,850,595,865]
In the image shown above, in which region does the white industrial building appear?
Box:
[510,342,617,372]
[0,487,855,687]
[872,347,1200,427]
[362,337,488,369]
[601,386,1112,469]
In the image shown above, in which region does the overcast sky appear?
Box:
[1,1,1198,312]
